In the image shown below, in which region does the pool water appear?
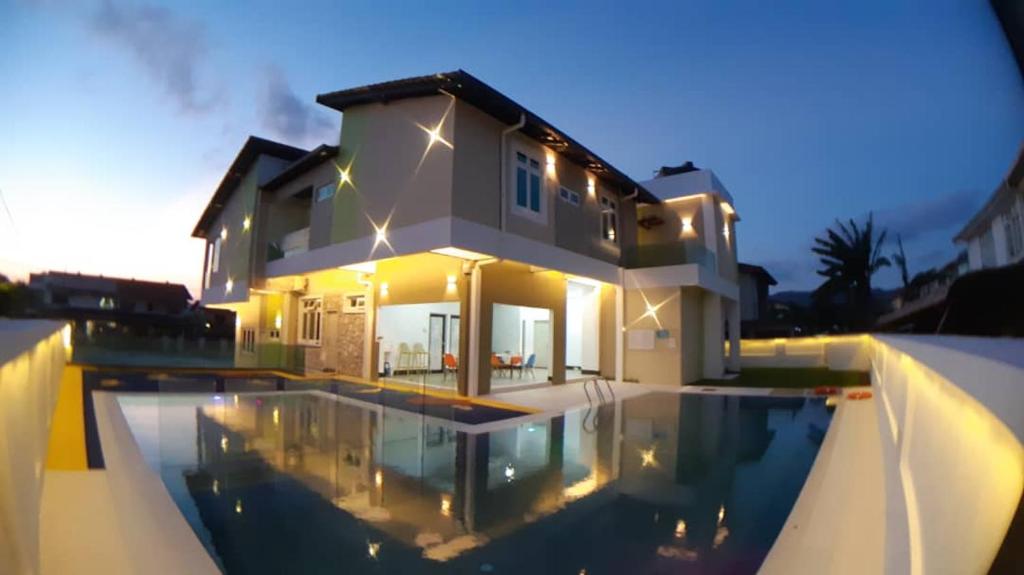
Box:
[117,390,831,574]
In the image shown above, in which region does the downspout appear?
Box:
[499,114,527,232]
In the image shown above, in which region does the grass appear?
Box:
[693,367,869,389]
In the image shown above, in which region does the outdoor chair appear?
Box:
[443,353,459,379]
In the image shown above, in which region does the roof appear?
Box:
[29,271,193,303]
[192,136,308,238]
[316,70,659,203]
[739,263,778,286]
[262,144,340,192]
[954,144,1024,242]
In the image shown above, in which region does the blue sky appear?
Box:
[1,0,1021,298]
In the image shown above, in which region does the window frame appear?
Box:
[212,237,222,273]
[600,194,619,244]
[558,186,581,207]
[241,328,256,354]
[315,180,335,203]
[510,146,547,224]
[298,296,323,347]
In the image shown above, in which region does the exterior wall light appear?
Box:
[587,177,596,196]
[272,406,280,426]
[336,162,352,187]
[242,215,251,232]
[225,278,234,294]
[220,227,228,241]
[723,223,730,241]
[440,494,452,517]
[274,311,283,330]
[546,152,556,176]
[380,282,389,297]
[446,275,457,290]
[681,217,693,233]
[374,470,383,489]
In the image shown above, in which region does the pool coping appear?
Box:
[91,391,221,574]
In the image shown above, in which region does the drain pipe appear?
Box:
[499,114,526,232]
[466,258,500,397]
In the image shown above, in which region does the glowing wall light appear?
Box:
[586,177,596,196]
[640,446,658,468]
[335,161,353,189]
[545,152,556,176]
[446,275,457,291]
[440,494,452,517]
[225,278,234,295]
[723,223,730,241]
[675,520,687,539]
[220,435,229,453]
[374,469,384,489]
[274,311,283,330]
[235,499,243,514]
[380,282,389,297]
[504,463,516,481]
[212,479,220,496]
[367,541,381,560]
[234,315,241,330]
[62,324,72,348]
[242,215,251,232]
[718,505,726,525]
[680,217,693,234]
[272,406,280,426]
[220,227,228,241]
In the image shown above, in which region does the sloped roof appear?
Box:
[192,136,307,238]
[316,70,659,203]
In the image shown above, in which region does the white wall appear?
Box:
[740,334,1024,574]
[377,302,459,372]
[0,320,67,575]
[566,281,600,371]
[491,303,551,364]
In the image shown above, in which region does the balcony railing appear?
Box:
[622,239,716,270]
[267,227,310,262]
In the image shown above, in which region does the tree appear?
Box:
[892,234,910,290]
[812,213,891,330]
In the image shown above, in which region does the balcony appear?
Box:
[267,227,309,262]
[622,239,716,270]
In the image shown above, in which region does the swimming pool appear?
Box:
[116,390,831,574]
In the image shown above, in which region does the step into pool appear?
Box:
[116,390,832,574]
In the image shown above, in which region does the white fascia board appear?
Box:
[624,263,739,300]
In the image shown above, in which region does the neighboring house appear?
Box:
[954,145,1024,272]
[27,271,200,337]
[737,263,777,338]
[875,254,966,333]
[193,70,742,395]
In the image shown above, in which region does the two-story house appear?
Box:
[193,70,741,395]
[954,145,1024,272]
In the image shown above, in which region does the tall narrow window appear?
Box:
[212,237,222,272]
[601,196,618,243]
[514,151,543,217]
[241,328,256,354]
[205,243,214,289]
[299,297,323,346]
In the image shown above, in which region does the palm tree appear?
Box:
[812,213,890,329]
[892,234,910,290]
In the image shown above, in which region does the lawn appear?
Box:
[693,367,869,389]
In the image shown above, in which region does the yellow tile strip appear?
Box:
[45,365,88,470]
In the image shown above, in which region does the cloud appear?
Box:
[260,67,336,144]
[871,189,984,243]
[91,0,217,113]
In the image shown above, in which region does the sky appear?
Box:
[1,0,1022,299]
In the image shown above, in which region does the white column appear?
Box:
[702,292,724,379]
[467,264,483,396]
[615,269,625,384]
[726,298,741,372]
[362,281,376,381]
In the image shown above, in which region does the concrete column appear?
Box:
[702,292,724,379]
[726,298,740,372]
[363,280,377,381]
[467,264,483,396]
[615,277,624,384]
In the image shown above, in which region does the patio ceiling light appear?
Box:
[430,247,492,261]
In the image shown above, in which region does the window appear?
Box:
[205,243,214,289]
[212,238,222,273]
[601,196,618,243]
[514,151,544,217]
[1005,205,1023,260]
[559,186,580,207]
[343,293,366,314]
[241,328,256,354]
[299,297,323,346]
[315,182,335,203]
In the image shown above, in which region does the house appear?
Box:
[27,271,199,337]
[954,145,1024,271]
[737,263,777,337]
[193,70,741,395]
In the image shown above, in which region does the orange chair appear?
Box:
[491,353,508,377]
[509,355,523,378]
[443,353,459,379]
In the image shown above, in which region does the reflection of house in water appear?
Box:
[183,391,825,573]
